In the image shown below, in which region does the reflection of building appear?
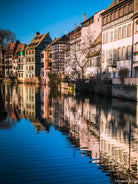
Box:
[0,84,138,181]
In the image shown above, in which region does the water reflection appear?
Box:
[0,83,138,183]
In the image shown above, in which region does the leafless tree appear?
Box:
[0,28,16,77]
[70,27,95,79]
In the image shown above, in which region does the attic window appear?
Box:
[115,0,118,4]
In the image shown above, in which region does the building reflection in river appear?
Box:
[0,84,138,182]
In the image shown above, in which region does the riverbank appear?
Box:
[1,77,138,101]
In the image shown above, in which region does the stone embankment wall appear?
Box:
[112,78,138,101]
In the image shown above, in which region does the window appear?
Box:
[103,33,106,44]
[103,17,106,24]
[107,15,110,23]
[102,50,105,62]
[129,3,133,12]
[109,49,113,61]
[106,32,109,43]
[26,74,28,78]
[118,48,122,60]
[26,66,28,70]
[21,73,23,77]
[114,29,118,41]
[127,24,132,37]
[110,31,113,42]
[127,46,132,59]
[118,28,121,40]
[111,12,114,21]
[50,53,52,58]
[119,8,123,17]
[113,49,118,61]
[115,10,118,19]
[122,47,126,59]
[124,6,128,15]
[115,0,118,4]
[123,26,127,38]
[41,53,44,58]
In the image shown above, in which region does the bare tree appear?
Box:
[0,28,16,77]
[70,27,94,79]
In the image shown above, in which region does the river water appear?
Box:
[0,84,138,184]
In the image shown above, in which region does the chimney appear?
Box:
[35,32,40,36]
[84,13,86,21]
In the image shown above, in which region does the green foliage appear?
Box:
[48,73,59,89]
[118,68,129,78]
[118,68,129,84]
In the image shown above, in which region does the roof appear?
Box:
[42,38,59,52]
[86,51,101,58]
[91,34,101,47]
[101,0,130,16]
[67,26,81,36]
[13,43,26,58]
[81,9,105,26]
[25,33,50,50]
[5,41,18,55]
[52,35,69,45]
[15,43,26,52]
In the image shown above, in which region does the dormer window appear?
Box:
[116,0,118,4]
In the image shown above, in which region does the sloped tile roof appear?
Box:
[42,38,59,52]
[91,34,101,47]
[26,33,50,50]
[6,42,16,55]
[52,35,69,45]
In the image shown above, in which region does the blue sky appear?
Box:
[0,0,113,44]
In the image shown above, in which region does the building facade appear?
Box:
[81,10,104,78]
[40,38,58,84]
[15,44,26,82]
[133,1,138,76]
[25,32,52,83]
[4,41,19,78]
[101,0,136,79]
[52,35,69,75]
[64,26,82,79]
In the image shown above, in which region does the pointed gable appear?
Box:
[26,33,52,50]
